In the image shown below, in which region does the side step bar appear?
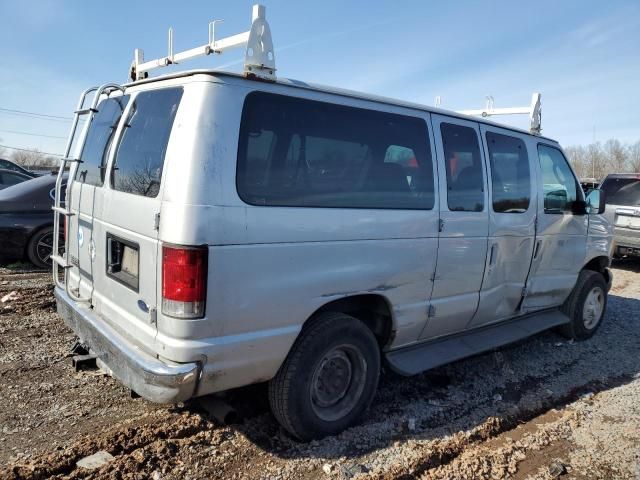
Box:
[386,309,570,376]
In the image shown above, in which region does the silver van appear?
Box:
[52,6,613,441]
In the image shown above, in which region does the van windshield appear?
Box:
[600,177,640,206]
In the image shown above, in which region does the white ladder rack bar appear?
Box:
[130,4,275,82]
[456,93,542,135]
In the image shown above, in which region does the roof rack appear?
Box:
[454,93,542,135]
[129,4,276,82]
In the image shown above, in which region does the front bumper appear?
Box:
[55,287,200,403]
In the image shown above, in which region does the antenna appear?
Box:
[129,4,276,82]
[457,93,542,135]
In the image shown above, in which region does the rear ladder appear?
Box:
[51,83,125,302]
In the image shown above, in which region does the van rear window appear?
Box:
[75,96,129,187]
[600,177,640,206]
[237,92,435,210]
[111,87,183,198]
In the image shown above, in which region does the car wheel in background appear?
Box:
[26,226,59,269]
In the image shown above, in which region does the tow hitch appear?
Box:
[70,341,97,371]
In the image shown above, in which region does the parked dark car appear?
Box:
[0,173,66,268]
[0,168,32,189]
[0,158,39,178]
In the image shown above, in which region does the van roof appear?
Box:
[125,69,559,144]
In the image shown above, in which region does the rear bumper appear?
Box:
[613,228,640,256]
[55,287,200,403]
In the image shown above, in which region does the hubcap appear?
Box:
[583,286,604,329]
[310,345,367,422]
[35,232,63,266]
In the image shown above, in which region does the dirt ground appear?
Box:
[1,261,639,479]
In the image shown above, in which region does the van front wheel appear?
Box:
[268,312,380,441]
[559,270,607,340]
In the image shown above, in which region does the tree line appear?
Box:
[565,138,640,181]
[0,145,60,171]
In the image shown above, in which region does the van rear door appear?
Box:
[67,95,130,300]
[87,87,184,337]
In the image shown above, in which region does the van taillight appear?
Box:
[162,245,207,319]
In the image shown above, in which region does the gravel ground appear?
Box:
[0,260,639,479]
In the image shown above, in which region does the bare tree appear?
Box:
[585,143,608,180]
[10,149,58,170]
[565,145,588,178]
[628,141,640,173]
[604,139,628,173]
[12,149,45,168]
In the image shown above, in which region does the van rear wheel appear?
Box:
[558,270,607,340]
[268,312,380,441]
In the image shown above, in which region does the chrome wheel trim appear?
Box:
[35,231,54,265]
[583,286,604,329]
[310,344,367,422]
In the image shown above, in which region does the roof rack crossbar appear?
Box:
[455,93,542,135]
[130,4,275,82]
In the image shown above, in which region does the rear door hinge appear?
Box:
[521,286,528,297]
[428,304,436,318]
[149,307,157,326]
[154,213,161,231]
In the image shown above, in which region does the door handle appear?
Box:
[489,244,498,266]
[533,239,543,260]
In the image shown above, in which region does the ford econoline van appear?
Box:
[52,6,613,441]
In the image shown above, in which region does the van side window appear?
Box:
[537,145,578,213]
[485,132,531,213]
[440,123,484,212]
[237,92,434,210]
[112,87,183,198]
[75,96,129,187]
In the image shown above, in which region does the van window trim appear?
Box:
[74,94,131,188]
[435,116,488,214]
[235,90,438,211]
[536,142,582,215]
[484,129,532,215]
[108,86,184,198]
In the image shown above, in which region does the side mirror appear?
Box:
[586,188,606,214]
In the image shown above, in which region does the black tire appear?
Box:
[268,312,380,441]
[558,270,607,340]
[26,226,56,269]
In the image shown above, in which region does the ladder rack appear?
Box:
[455,93,542,135]
[129,4,276,82]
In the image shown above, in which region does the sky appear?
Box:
[0,0,638,158]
